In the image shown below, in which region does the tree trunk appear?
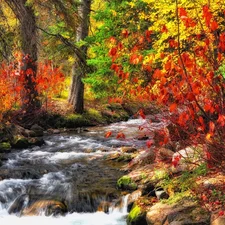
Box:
[68,0,91,114]
[5,0,40,112]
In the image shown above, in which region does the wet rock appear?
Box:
[28,137,45,146]
[127,204,147,225]
[22,199,68,216]
[8,194,28,215]
[30,124,44,137]
[127,190,142,212]
[12,135,29,149]
[97,200,111,213]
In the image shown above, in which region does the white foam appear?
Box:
[0,211,126,225]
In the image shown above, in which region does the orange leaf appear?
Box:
[116,132,125,139]
[105,131,112,138]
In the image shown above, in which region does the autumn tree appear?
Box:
[4,0,41,113]
[100,0,225,167]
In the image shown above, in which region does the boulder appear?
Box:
[28,137,45,146]
[146,201,209,225]
[30,124,44,137]
[12,135,29,149]
[127,190,142,212]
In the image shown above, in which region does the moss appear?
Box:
[127,205,147,225]
[161,190,194,205]
[117,175,137,190]
[128,205,142,220]
[0,142,11,151]
[84,109,106,124]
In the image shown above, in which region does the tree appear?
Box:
[68,0,91,114]
[5,0,40,112]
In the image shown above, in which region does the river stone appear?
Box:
[30,124,44,137]
[146,201,209,225]
[22,199,68,216]
[12,135,29,149]
[127,190,142,212]
[28,137,45,146]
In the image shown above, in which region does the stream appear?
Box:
[0,117,165,225]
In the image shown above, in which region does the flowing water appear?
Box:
[0,117,166,225]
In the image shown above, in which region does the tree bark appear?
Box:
[5,0,40,112]
[68,0,91,114]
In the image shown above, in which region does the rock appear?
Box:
[30,124,44,137]
[117,175,137,191]
[12,135,29,149]
[146,201,209,225]
[137,135,149,141]
[121,147,137,153]
[129,149,156,168]
[28,137,45,146]
[127,204,147,225]
[155,188,169,200]
[172,145,205,173]
[22,129,36,137]
[141,183,155,196]
[52,129,61,134]
[8,194,28,215]
[211,216,225,225]
[22,199,68,216]
[127,190,142,212]
[97,200,111,213]
[158,148,174,162]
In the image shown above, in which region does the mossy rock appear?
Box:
[127,204,147,225]
[117,175,137,191]
[0,142,11,152]
[12,135,29,149]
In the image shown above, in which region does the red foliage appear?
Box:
[0,57,65,119]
